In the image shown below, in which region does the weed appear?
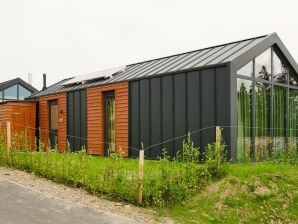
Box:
[205,128,226,178]
[176,132,200,163]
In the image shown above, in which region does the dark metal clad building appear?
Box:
[28,33,298,160]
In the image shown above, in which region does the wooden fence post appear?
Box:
[215,126,222,168]
[215,126,221,149]
[138,143,144,205]
[7,121,12,164]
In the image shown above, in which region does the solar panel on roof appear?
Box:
[63,66,126,86]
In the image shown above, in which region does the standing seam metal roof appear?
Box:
[29,34,269,98]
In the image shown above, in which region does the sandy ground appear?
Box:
[0,167,170,224]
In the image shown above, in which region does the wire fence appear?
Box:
[0,120,297,206]
[1,121,298,154]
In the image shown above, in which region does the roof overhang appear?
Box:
[231,32,298,75]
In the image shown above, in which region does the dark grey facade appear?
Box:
[67,90,87,151]
[129,65,232,158]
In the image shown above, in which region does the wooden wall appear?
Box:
[39,93,67,152]
[87,82,129,155]
[0,101,36,150]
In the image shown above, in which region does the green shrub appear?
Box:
[205,128,226,178]
[176,132,200,163]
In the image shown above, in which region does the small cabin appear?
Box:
[0,78,37,150]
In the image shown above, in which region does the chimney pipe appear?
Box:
[42,73,47,90]
[28,73,32,85]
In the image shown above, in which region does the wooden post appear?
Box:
[138,143,144,205]
[215,126,221,149]
[215,126,221,169]
[7,121,12,164]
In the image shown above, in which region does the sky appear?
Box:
[0,0,297,90]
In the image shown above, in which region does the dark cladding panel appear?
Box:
[215,66,230,158]
[67,92,74,150]
[140,79,150,157]
[128,65,230,159]
[74,91,81,150]
[150,78,161,158]
[129,81,140,157]
[80,90,87,149]
[174,73,186,153]
[187,71,200,148]
[161,75,174,157]
[200,68,216,152]
[67,90,87,152]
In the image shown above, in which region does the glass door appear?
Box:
[49,100,58,149]
[104,91,115,156]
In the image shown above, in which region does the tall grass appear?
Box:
[0,144,214,207]
[0,130,230,206]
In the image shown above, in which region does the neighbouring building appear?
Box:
[0,78,38,150]
[27,33,298,160]
[0,78,37,102]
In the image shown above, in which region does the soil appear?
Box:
[0,167,167,224]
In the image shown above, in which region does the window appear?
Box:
[255,82,271,159]
[273,51,287,84]
[289,89,298,146]
[237,61,253,77]
[4,85,17,100]
[273,86,286,155]
[104,92,115,155]
[18,84,32,100]
[0,91,2,102]
[236,46,298,160]
[255,48,271,81]
[237,79,252,160]
[50,102,58,130]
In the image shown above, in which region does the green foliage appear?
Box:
[162,162,298,224]
[283,141,298,165]
[205,129,226,178]
[0,145,211,207]
[176,132,200,163]
[145,148,209,207]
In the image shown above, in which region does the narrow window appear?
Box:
[237,79,253,160]
[104,91,115,155]
[49,100,58,148]
[289,89,298,146]
[255,82,271,160]
[273,86,286,155]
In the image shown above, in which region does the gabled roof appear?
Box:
[0,78,38,93]
[29,33,298,98]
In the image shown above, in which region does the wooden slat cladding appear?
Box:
[0,102,36,150]
[87,82,128,155]
[39,93,67,152]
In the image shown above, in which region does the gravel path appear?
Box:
[0,178,140,224]
[0,167,166,224]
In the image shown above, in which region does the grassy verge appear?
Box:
[0,148,212,207]
[159,162,298,223]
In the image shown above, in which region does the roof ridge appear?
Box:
[127,34,269,67]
